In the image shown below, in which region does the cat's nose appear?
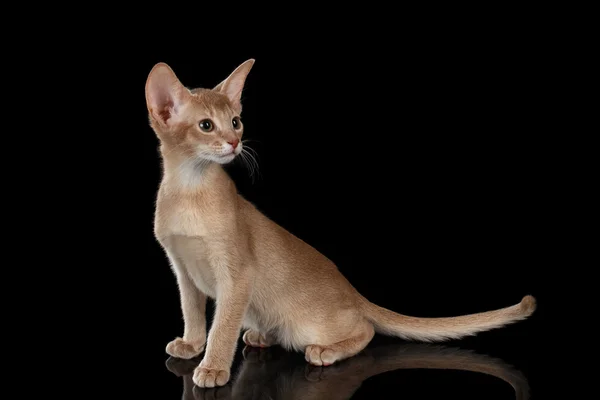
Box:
[228,139,239,150]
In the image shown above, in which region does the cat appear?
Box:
[144,59,537,388]
[166,343,530,399]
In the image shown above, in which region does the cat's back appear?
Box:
[240,196,350,282]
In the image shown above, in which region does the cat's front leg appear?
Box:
[166,259,207,359]
[193,270,251,388]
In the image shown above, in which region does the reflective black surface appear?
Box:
[152,334,536,399]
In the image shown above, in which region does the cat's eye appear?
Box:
[232,116,242,130]
[199,119,214,133]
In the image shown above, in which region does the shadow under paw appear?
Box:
[166,355,203,377]
[192,385,232,400]
[304,353,375,382]
[242,345,274,363]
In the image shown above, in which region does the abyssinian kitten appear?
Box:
[145,59,536,388]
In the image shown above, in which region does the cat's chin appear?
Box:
[215,155,236,165]
[202,154,237,165]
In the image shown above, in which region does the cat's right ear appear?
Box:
[212,59,255,113]
[145,63,190,127]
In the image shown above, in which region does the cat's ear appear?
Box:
[213,59,255,112]
[145,63,191,126]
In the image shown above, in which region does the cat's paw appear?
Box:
[305,345,337,366]
[166,337,205,359]
[242,330,272,348]
[193,365,230,388]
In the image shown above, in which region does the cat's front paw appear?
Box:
[193,363,230,388]
[166,337,205,359]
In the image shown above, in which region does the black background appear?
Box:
[63,20,559,399]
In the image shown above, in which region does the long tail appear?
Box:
[360,295,536,341]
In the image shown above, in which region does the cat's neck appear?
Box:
[160,148,226,191]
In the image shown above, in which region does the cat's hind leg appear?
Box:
[243,329,274,348]
[305,321,374,367]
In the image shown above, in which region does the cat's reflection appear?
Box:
[166,342,530,400]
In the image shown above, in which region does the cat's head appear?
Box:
[145,59,254,164]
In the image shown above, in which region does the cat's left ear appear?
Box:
[145,62,191,127]
[213,59,255,112]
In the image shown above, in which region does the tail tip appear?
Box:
[520,295,537,315]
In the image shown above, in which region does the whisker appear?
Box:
[243,145,260,158]
[238,152,252,179]
[242,138,261,145]
[241,151,257,183]
[240,146,261,183]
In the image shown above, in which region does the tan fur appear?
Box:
[145,59,537,388]
[166,343,531,399]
